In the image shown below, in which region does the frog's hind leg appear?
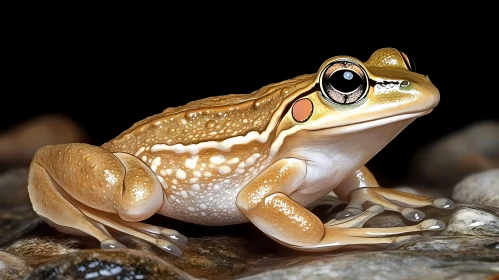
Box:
[27,143,185,255]
[28,160,125,249]
[73,200,183,255]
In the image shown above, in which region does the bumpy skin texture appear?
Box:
[27,48,454,255]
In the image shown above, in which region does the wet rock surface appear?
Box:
[453,169,499,207]
[1,198,498,279]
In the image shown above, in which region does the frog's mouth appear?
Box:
[269,109,432,156]
[314,109,433,135]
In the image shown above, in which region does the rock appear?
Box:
[0,251,32,280]
[453,169,499,207]
[239,249,499,280]
[409,120,499,190]
[2,203,499,279]
[0,205,39,240]
[442,206,499,237]
[24,249,191,280]
[0,114,87,167]
[0,168,29,208]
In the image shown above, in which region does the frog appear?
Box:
[27,48,456,256]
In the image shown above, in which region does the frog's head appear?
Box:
[283,47,438,130]
[273,48,439,157]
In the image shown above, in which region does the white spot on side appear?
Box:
[181,119,187,125]
[169,194,176,201]
[189,177,199,183]
[180,190,188,198]
[226,157,240,165]
[175,169,187,180]
[134,147,145,156]
[150,157,161,172]
[245,153,261,166]
[141,155,147,162]
[200,203,207,209]
[213,184,220,190]
[189,190,196,196]
[235,168,245,174]
[218,165,231,175]
[166,169,172,176]
[193,170,201,177]
[201,211,207,216]
[184,155,199,169]
[159,169,167,176]
[187,207,196,212]
[191,184,200,191]
[204,172,212,177]
[209,155,226,165]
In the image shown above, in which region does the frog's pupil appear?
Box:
[329,70,362,93]
[343,71,353,80]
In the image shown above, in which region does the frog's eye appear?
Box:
[319,60,369,105]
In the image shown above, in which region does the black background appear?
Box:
[3,11,497,186]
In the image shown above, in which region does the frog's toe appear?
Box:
[156,239,183,256]
[335,208,363,220]
[100,239,127,250]
[401,208,425,222]
[335,203,364,220]
[328,205,384,227]
[160,228,188,243]
[420,219,446,231]
[432,198,456,209]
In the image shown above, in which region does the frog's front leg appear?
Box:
[27,143,186,256]
[236,159,445,251]
[334,166,456,221]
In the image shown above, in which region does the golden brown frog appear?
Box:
[27,48,455,256]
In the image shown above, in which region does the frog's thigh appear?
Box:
[334,166,456,222]
[236,160,444,250]
[28,143,184,255]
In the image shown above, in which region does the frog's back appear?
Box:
[102,74,315,153]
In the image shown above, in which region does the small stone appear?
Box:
[0,251,32,280]
[442,207,499,237]
[453,169,499,207]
